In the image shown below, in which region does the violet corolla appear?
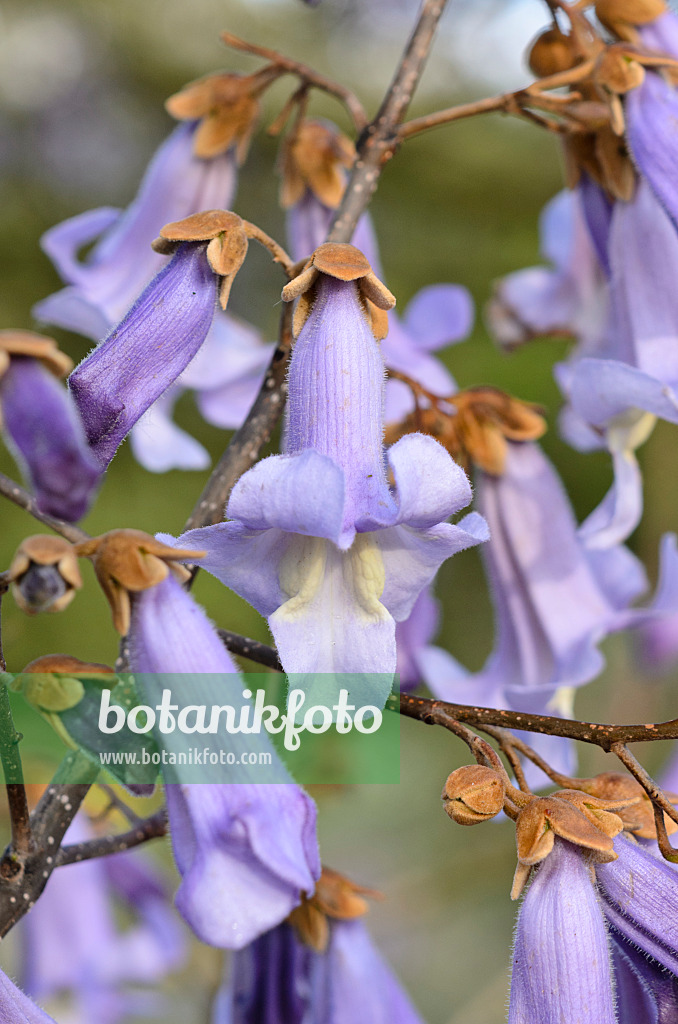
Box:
[174,243,488,687]
[85,530,321,950]
[0,331,100,522]
[67,210,251,468]
[281,118,473,422]
[212,867,425,1024]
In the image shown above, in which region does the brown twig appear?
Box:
[183,302,294,533]
[397,58,597,140]
[0,472,89,545]
[56,808,168,867]
[241,221,295,277]
[217,629,283,672]
[328,0,449,244]
[479,725,531,793]
[610,741,678,829]
[399,692,678,747]
[479,725,574,790]
[221,32,368,132]
[93,784,142,827]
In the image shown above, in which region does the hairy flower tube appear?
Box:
[173,243,488,684]
[0,968,59,1023]
[125,568,320,950]
[0,331,101,521]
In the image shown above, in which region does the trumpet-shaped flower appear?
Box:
[172,244,488,683]
[127,572,321,949]
[0,331,100,521]
[509,839,617,1024]
[417,441,678,783]
[282,119,472,423]
[33,122,237,339]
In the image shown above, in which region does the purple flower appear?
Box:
[0,970,58,1023]
[284,120,472,422]
[172,246,488,681]
[127,573,321,950]
[417,441,678,784]
[612,931,678,1024]
[213,918,424,1023]
[34,122,237,339]
[0,333,100,521]
[20,814,186,1024]
[509,839,617,1023]
[597,832,678,974]
[68,241,218,468]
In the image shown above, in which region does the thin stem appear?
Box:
[399,692,678,747]
[217,629,283,672]
[398,58,597,140]
[0,472,89,544]
[479,725,531,793]
[479,725,574,789]
[93,784,142,827]
[0,578,7,673]
[0,683,30,858]
[56,808,167,867]
[183,302,294,533]
[241,221,295,277]
[328,0,449,243]
[221,32,368,132]
[653,803,678,864]
[610,742,678,829]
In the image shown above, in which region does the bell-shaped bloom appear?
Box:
[34,122,237,339]
[172,248,488,683]
[212,918,424,1024]
[68,241,218,467]
[283,119,471,423]
[0,331,100,521]
[509,838,616,1023]
[20,814,186,1024]
[0,970,58,1023]
[417,441,678,784]
[128,572,321,950]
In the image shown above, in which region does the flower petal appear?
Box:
[402,283,474,350]
[626,70,678,232]
[378,516,489,622]
[227,451,346,542]
[130,389,211,473]
[69,242,217,467]
[383,432,473,530]
[166,782,319,950]
[569,358,678,428]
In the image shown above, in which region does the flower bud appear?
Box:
[75,529,205,635]
[287,866,377,952]
[528,27,579,77]
[7,536,82,614]
[14,654,114,713]
[595,0,666,37]
[442,764,506,825]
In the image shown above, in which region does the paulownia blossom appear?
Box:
[509,803,678,1021]
[280,118,473,423]
[412,438,678,783]
[35,76,277,472]
[0,331,100,522]
[68,210,252,468]
[212,868,425,1024]
[80,529,321,950]
[174,243,488,682]
[20,815,186,1024]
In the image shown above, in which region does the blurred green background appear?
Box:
[1,0,677,1020]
